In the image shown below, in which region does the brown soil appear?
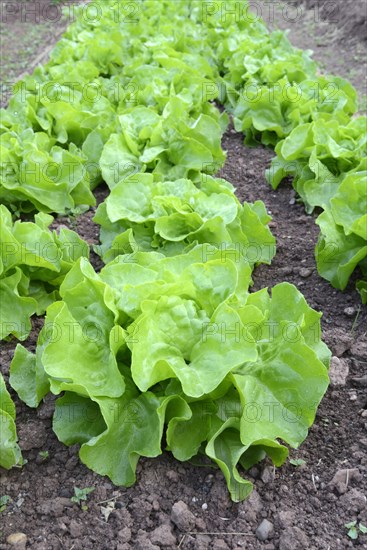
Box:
[1,1,367,550]
[293,0,367,42]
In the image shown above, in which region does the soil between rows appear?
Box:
[1,1,367,549]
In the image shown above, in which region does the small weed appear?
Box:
[0,496,11,513]
[71,487,95,511]
[345,521,367,540]
[289,458,306,467]
[38,451,49,461]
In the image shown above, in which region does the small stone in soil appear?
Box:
[343,306,356,317]
[256,519,274,541]
[171,500,196,532]
[329,356,349,386]
[279,266,293,276]
[6,533,27,548]
[299,267,313,278]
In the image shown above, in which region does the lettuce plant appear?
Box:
[10,254,330,500]
[93,173,275,265]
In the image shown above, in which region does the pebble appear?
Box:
[6,533,27,548]
[344,306,355,317]
[299,267,312,278]
[171,501,196,531]
[279,266,293,276]
[202,503,208,510]
[256,519,274,541]
[329,356,349,386]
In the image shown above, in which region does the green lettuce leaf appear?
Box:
[0,374,22,469]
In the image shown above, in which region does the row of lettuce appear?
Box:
[208,2,366,301]
[0,0,360,500]
[1,1,366,300]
